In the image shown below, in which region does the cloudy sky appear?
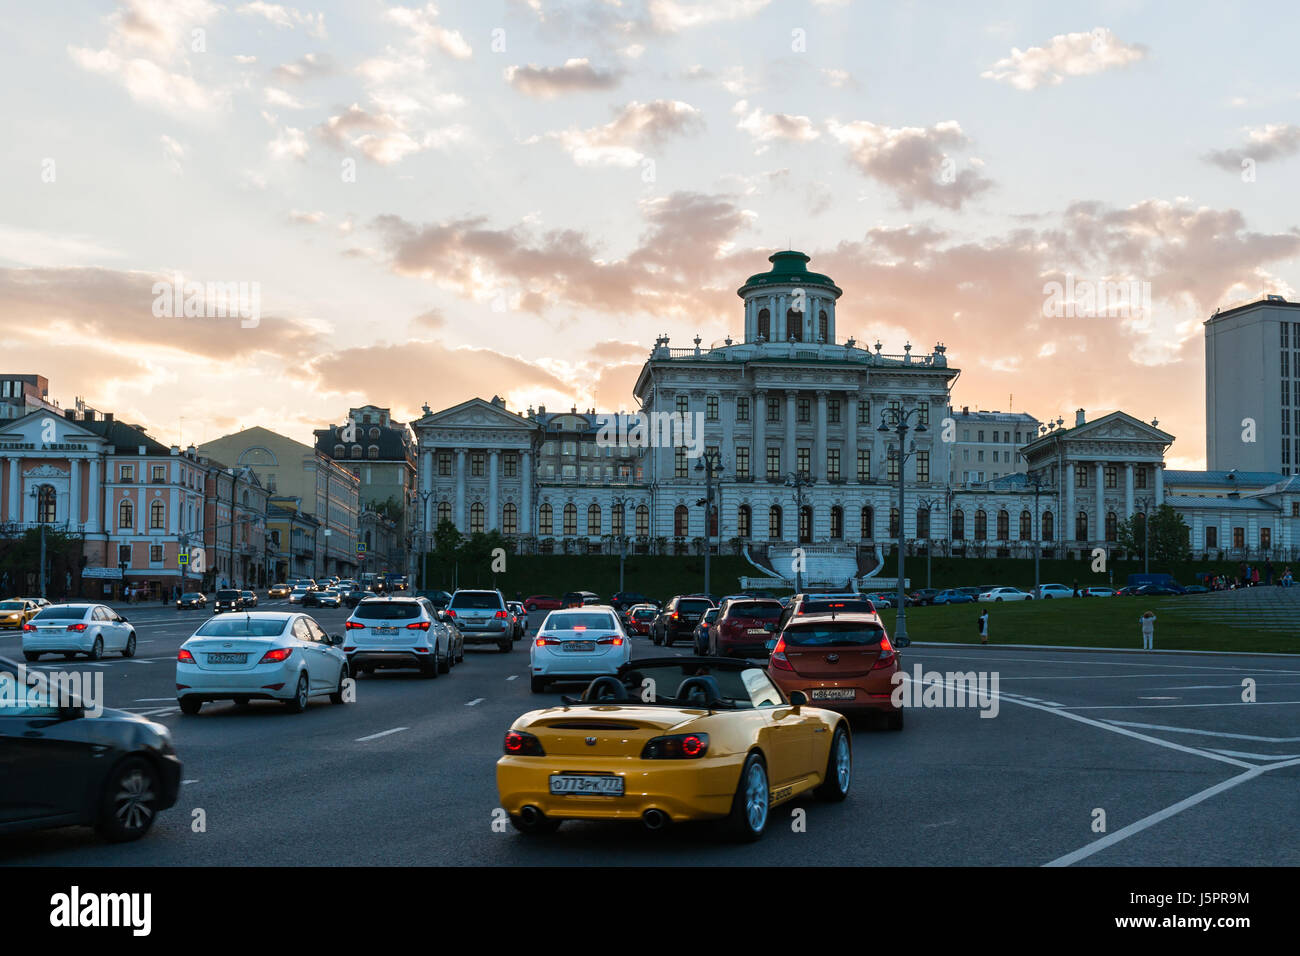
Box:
[4,0,1299,467]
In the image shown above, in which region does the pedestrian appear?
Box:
[978,608,989,645]
[1265,558,1274,586]
[1072,578,1080,598]
[1252,566,1260,587]
[1139,610,1156,650]
[1284,566,1294,588]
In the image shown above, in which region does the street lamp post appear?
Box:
[29,489,47,599]
[1136,496,1151,575]
[418,489,433,591]
[1018,459,1049,599]
[695,449,724,598]
[917,495,941,589]
[878,409,928,646]
[783,471,816,593]
[611,495,631,594]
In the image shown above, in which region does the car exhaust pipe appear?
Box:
[520,805,543,826]
[642,808,669,830]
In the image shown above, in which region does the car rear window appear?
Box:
[800,599,874,615]
[783,621,886,646]
[677,599,713,613]
[355,601,421,619]
[545,612,616,631]
[726,601,782,619]
[195,618,287,637]
[451,592,503,609]
[632,608,657,620]
[33,607,88,621]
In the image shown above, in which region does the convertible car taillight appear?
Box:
[641,733,709,759]
[503,730,545,755]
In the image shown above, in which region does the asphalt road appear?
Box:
[2,605,1297,866]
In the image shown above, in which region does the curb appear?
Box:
[906,641,1299,660]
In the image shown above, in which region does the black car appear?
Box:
[240,590,258,608]
[651,595,716,647]
[0,655,182,841]
[175,591,207,609]
[611,591,660,614]
[212,589,244,613]
[561,590,600,608]
[303,588,343,608]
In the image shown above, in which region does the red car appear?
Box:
[709,598,785,658]
[524,594,562,612]
[624,605,659,636]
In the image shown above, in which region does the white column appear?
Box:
[777,294,787,341]
[1094,461,1105,542]
[521,450,532,535]
[753,389,765,477]
[421,449,433,539]
[6,457,17,523]
[455,448,467,531]
[721,394,734,467]
[785,390,796,473]
[1064,463,1075,542]
[488,450,500,531]
[87,458,101,532]
[815,390,828,479]
[1155,464,1165,506]
[847,396,858,483]
[169,485,179,534]
[1124,462,1134,519]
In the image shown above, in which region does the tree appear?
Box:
[1116,505,1190,567]
[431,519,463,559]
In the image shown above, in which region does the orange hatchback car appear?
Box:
[768,613,903,729]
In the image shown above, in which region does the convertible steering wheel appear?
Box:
[581,676,629,703]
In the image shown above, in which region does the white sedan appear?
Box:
[530,606,631,693]
[176,611,349,714]
[22,603,138,661]
[978,587,1034,602]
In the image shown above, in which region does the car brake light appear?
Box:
[259,648,292,664]
[596,636,623,645]
[535,637,560,646]
[670,612,678,619]
[445,609,456,617]
[343,646,356,653]
[406,621,431,630]
[177,648,195,663]
[344,620,364,629]
[642,733,709,759]
[503,730,545,755]
[770,637,793,671]
[494,610,507,618]
[872,634,896,669]
[66,623,87,631]
[22,622,35,631]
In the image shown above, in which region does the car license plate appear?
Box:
[206,653,247,664]
[565,641,595,652]
[811,688,855,701]
[748,628,768,635]
[376,626,397,635]
[549,774,623,796]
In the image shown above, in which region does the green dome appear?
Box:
[737,250,841,297]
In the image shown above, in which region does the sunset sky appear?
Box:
[5,0,1299,468]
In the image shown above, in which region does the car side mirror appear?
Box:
[329,634,343,646]
[788,690,807,713]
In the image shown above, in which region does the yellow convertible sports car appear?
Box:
[496,656,852,841]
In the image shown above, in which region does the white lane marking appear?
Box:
[910,650,1300,675]
[126,659,154,665]
[1137,696,1178,700]
[1064,700,1300,711]
[1045,757,1300,867]
[506,675,517,681]
[182,779,198,785]
[1155,682,1300,690]
[1102,720,1300,743]
[1206,749,1300,761]
[135,697,176,702]
[466,698,485,706]
[356,727,409,742]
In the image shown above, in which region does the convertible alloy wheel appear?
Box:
[724,753,769,842]
[816,725,852,801]
[744,760,769,832]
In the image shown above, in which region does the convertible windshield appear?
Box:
[195,618,287,638]
[616,662,785,710]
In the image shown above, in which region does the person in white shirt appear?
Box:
[978,609,989,645]
[1139,611,1156,650]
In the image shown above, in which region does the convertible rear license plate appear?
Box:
[565,641,595,652]
[206,653,247,664]
[549,774,623,796]
[811,688,855,701]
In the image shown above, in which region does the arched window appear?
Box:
[818,310,828,343]
[368,427,380,440]
[611,505,625,536]
[588,503,601,536]
[737,504,751,538]
[635,504,649,536]
[502,503,518,535]
[757,308,770,340]
[787,309,803,342]
[1076,511,1089,541]
[367,445,379,459]
[861,505,874,539]
[334,444,345,458]
[242,490,249,506]
[119,499,134,529]
[562,503,577,536]
[150,500,165,529]
[830,506,843,539]
[996,509,1009,540]
[470,502,485,533]
[36,485,56,524]
[768,505,783,540]
[1105,511,1118,542]
[538,503,553,535]
[1042,510,1054,541]
[974,510,987,540]
[916,507,930,539]
[799,505,812,543]
[952,508,965,540]
[674,505,689,537]
[351,445,362,459]
[437,501,451,525]
[889,507,900,537]
[1019,510,1032,540]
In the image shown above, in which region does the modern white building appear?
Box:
[946,405,1043,486]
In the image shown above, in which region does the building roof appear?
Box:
[1205,295,1300,325]
[737,250,842,297]
[1163,469,1287,487]
[76,417,171,456]
[314,422,414,464]
[1162,494,1276,511]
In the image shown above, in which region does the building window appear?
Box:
[1075,465,1088,488]
[788,309,803,342]
[438,453,451,476]
[437,501,451,526]
[887,401,902,425]
[974,510,987,540]
[1206,525,1217,548]
[151,465,166,483]
[1104,465,1117,489]
[797,447,810,476]
[1019,510,1032,540]
[119,499,134,529]
[818,310,828,342]
[1135,467,1147,489]
[504,454,517,478]
[828,398,841,424]
[150,500,165,530]
[916,507,930,539]
[470,502,485,534]
[676,395,689,415]
[1105,511,1118,541]
[918,403,929,427]
[674,447,688,479]
[636,504,649,536]
[889,507,900,538]
[706,395,719,421]
[587,504,601,536]
[1042,511,1053,540]
[368,445,379,459]
[121,464,134,482]
[768,505,782,539]
[150,545,163,563]
[886,449,899,482]
[334,444,345,458]
[562,504,577,536]
[826,449,840,481]
[471,453,485,477]
[766,446,781,479]
[952,509,965,540]
[36,485,56,523]
[799,506,812,543]
[674,505,689,537]
[996,510,1009,540]
[736,447,750,479]
[737,504,751,538]
[1262,527,1272,550]
[857,450,871,482]
[736,397,750,422]
[767,396,781,423]
[861,506,874,539]
[1233,527,1244,549]
[351,446,362,459]
[797,397,811,422]
[917,449,930,483]
[858,400,871,425]
[536,503,551,536]
[757,308,770,340]
[1076,511,1089,541]
[611,505,625,537]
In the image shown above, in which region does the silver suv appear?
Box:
[344,596,463,678]
[447,589,511,653]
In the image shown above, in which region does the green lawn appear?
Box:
[896,597,1299,655]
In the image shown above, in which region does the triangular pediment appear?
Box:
[0,410,110,449]
[1067,411,1174,444]
[418,398,535,430]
